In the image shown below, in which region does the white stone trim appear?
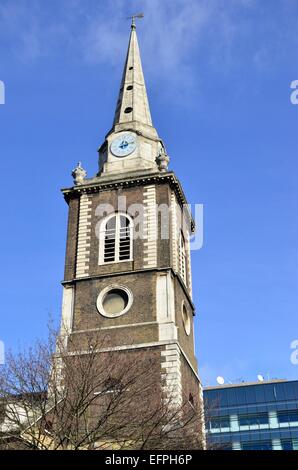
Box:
[63,341,174,355]
[171,191,193,296]
[161,343,182,406]
[63,338,200,382]
[156,272,177,341]
[143,185,157,268]
[171,192,179,272]
[98,212,133,265]
[96,284,133,318]
[159,324,178,341]
[76,194,92,278]
[156,272,175,322]
[60,285,74,347]
[161,350,178,357]
[185,229,192,298]
[179,232,187,285]
[166,343,199,381]
[70,323,158,334]
[91,321,158,330]
[181,300,191,336]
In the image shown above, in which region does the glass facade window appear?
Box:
[209,416,230,431]
[204,380,298,451]
[239,413,269,426]
[278,411,298,424]
[242,441,272,451]
[281,440,294,450]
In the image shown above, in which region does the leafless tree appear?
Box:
[0,325,206,450]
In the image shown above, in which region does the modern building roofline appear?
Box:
[204,378,293,391]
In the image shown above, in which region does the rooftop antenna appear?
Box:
[127,12,144,29]
[257,374,264,382]
[216,376,225,385]
[232,377,243,384]
[266,371,271,381]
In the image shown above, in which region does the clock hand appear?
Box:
[119,140,128,149]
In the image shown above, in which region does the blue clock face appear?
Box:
[110,133,137,157]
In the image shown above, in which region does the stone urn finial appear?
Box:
[72,162,87,185]
[156,146,170,172]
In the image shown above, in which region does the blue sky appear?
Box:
[0,0,298,386]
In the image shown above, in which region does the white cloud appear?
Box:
[78,0,214,101]
[0,1,253,67]
[1,0,298,99]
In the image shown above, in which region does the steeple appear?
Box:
[113,20,153,130]
[98,18,167,177]
[60,20,204,448]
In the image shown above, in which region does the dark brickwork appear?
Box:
[72,271,157,330]
[156,184,172,268]
[63,179,191,282]
[61,172,201,424]
[88,185,147,275]
[174,277,197,369]
[64,196,79,280]
[180,353,201,405]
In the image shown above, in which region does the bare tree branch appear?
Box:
[0,325,206,450]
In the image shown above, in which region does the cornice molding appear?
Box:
[61,266,196,314]
[61,171,195,231]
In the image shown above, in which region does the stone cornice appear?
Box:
[61,171,195,231]
[58,340,201,383]
[61,266,196,314]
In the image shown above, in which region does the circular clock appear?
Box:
[110,133,137,158]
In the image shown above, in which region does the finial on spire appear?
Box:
[127,12,144,30]
[156,146,170,172]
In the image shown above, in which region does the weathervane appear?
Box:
[127,12,144,29]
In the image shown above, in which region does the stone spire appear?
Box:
[113,20,153,129]
[97,18,166,176]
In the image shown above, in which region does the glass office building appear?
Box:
[204,380,298,450]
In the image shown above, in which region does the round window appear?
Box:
[103,289,128,315]
[182,303,191,336]
[97,285,133,318]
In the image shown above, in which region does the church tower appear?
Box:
[60,21,203,424]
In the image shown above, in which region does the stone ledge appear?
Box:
[62,171,195,232]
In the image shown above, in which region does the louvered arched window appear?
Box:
[99,213,133,264]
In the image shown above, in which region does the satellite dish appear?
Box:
[257,374,264,382]
[216,376,225,385]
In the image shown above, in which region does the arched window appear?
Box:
[179,232,187,284]
[99,213,133,264]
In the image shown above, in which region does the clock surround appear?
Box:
[110,132,137,158]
